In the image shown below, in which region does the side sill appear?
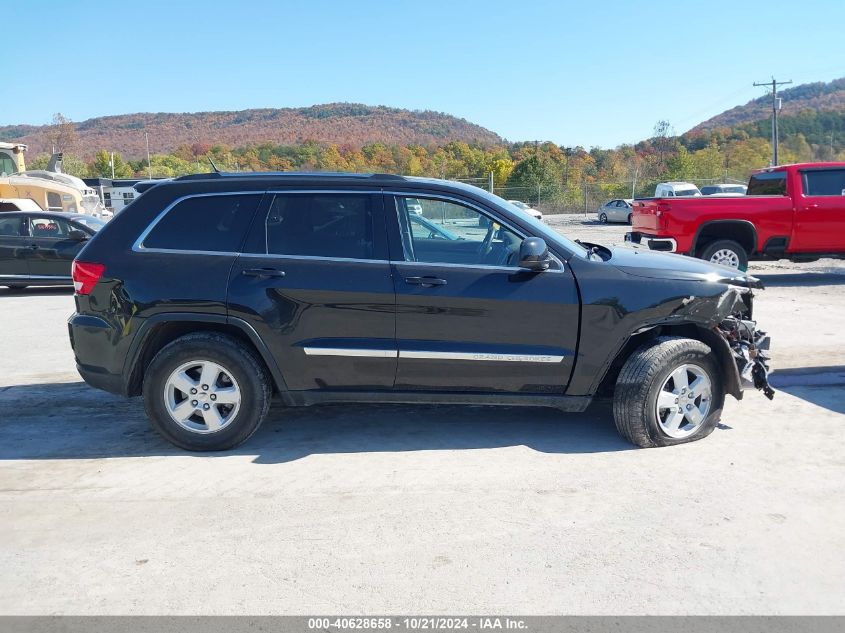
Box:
[281,390,592,412]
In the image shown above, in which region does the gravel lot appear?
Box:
[1,219,843,615]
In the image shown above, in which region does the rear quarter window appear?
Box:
[747,171,787,196]
[142,194,262,252]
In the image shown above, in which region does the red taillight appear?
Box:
[72,261,105,295]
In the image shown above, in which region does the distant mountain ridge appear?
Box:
[689,77,845,132]
[0,103,503,159]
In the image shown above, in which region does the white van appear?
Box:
[654,182,702,198]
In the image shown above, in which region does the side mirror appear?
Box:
[68,229,89,242]
[518,237,552,271]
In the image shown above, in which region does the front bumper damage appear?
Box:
[716,315,775,400]
[676,284,775,401]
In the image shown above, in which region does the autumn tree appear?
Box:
[48,113,78,154]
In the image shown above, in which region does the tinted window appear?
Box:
[46,192,63,210]
[802,169,845,196]
[144,194,261,252]
[396,196,524,267]
[264,194,374,259]
[700,186,717,195]
[747,171,787,196]
[30,216,73,238]
[0,216,23,237]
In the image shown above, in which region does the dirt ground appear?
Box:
[0,218,843,615]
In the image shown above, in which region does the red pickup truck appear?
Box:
[626,162,845,269]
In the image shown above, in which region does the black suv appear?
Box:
[68,172,773,451]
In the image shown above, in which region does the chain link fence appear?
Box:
[451,176,747,215]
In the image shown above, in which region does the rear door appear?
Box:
[0,214,30,280]
[227,190,396,391]
[387,193,579,394]
[793,167,845,252]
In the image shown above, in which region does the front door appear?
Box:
[227,191,397,391]
[792,167,845,252]
[388,194,580,394]
[0,214,30,281]
[25,214,85,278]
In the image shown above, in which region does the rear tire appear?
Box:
[142,332,272,451]
[599,213,608,223]
[699,239,748,271]
[613,337,725,448]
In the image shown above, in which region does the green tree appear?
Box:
[507,155,562,205]
[90,150,134,178]
[665,146,695,181]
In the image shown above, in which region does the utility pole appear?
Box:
[109,152,115,179]
[488,171,494,194]
[753,77,792,166]
[144,131,152,179]
[582,180,587,216]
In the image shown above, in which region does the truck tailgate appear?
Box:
[631,199,662,232]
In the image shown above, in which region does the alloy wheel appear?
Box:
[708,248,741,268]
[655,363,712,438]
[163,360,241,433]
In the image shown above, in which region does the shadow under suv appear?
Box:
[68,172,773,451]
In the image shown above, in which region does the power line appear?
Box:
[753,77,793,165]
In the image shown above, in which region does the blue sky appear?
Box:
[3,0,844,148]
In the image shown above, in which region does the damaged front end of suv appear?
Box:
[599,249,776,407]
[713,287,774,401]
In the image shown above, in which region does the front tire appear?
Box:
[627,213,633,225]
[142,332,272,451]
[599,213,608,223]
[699,239,748,271]
[613,337,725,448]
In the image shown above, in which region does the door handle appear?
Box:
[405,276,447,287]
[804,204,820,210]
[242,267,286,278]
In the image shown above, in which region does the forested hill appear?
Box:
[0,104,503,160]
[690,77,845,132]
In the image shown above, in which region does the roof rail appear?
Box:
[172,171,409,182]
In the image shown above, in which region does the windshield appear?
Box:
[73,216,107,231]
[724,186,746,194]
[474,190,589,258]
[675,189,699,197]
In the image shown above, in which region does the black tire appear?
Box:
[142,332,272,451]
[699,239,748,271]
[627,213,633,225]
[613,337,725,448]
[599,213,608,223]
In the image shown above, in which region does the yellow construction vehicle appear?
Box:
[0,144,106,216]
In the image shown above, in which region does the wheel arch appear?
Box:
[595,323,742,401]
[123,313,288,398]
[692,220,758,256]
